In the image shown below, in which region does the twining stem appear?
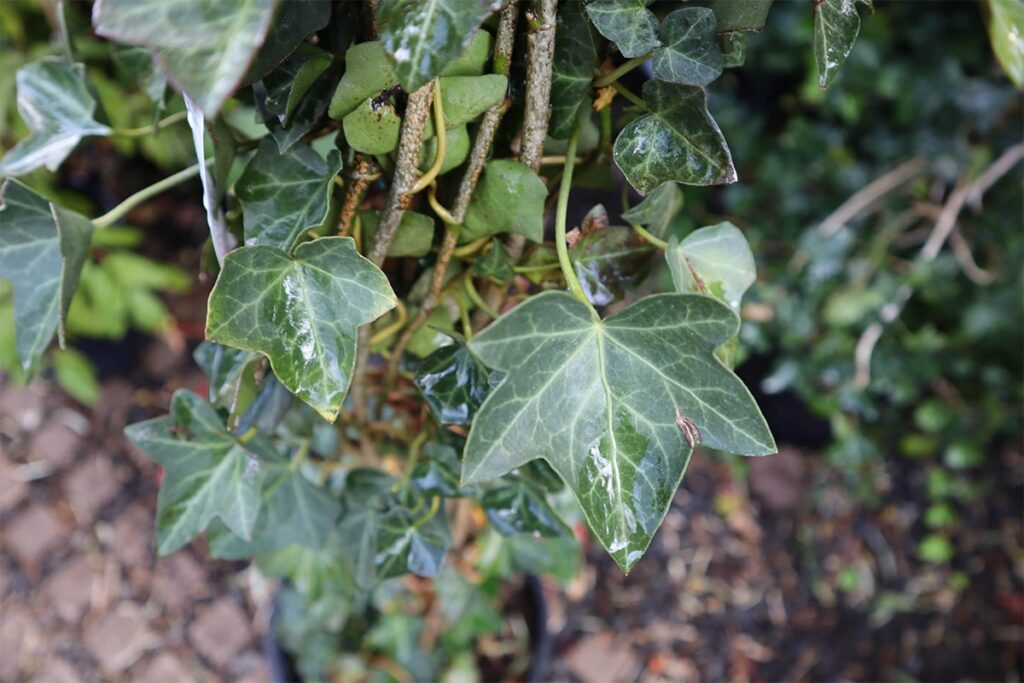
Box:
[593,50,656,87]
[610,81,647,110]
[632,222,668,250]
[93,159,210,228]
[111,111,188,138]
[411,79,447,194]
[464,273,500,319]
[554,122,592,309]
[451,236,489,258]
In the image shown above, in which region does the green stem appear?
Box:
[593,50,656,87]
[632,222,668,250]
[464,272,500,320]
[554,121,593,311]
[610,81,648,110]
[111,111,188,138]
[93,159,210,228]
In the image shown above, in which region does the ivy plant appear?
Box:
[0,0,878,678]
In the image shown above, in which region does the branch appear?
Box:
[817,157,927,237]
[337,154,379,236]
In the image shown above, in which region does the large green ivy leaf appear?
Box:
[206,237,396,422]
[93,0,279,117]
[986,0,1024,88]
[813,0,870,89]
[571,225,654,307]
[415,341,491,426]
[652,8,724,87]
[328,41,398,119]
[613,80,736,195]
[208,454,341,559]
[585,0,660,59]
[709,0,774,32]
[621,182,684,237]
[376,0,495,91]
[124,390,272,555]
[236,138,342,250]
[549,0,601,140]
[666,222,756,311]
[360,209,435,258]
[0,180,93,374]
[0,60,111,176]
[460,160,548,243]
[463,292,774,571]
[245,0,332,82]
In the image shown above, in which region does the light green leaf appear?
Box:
[376,0,495,91]
[440,29,492,77]
[0,60,111,176]
[814,0,869,89]
[652,8,724,87]
[236,138,342,250]
[328,41,398,119]
[550,0,600,140]
[666,222,756,311]
[112,47,168,111]
[621,182,684,237]
[613,80,736,195]
[419,124,471,175]
[709,0,774,32]
[422,75,507,138]
[53,347,100,406]
[360,209,435,258]
[475,239,514,284]
[124,389,272,555]
[585,0,660,59]
[342,94,403,154]
[245,0,332,82]
[93,0,279,117]
[986,0,1024,87]
[463,292,774,571]
[460,160,548,244]
[206,237,397,422]
[0,179,93,374]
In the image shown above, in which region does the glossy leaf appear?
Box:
[621,182,684,237]
[652,8,724,88]
[549,0,600,139]
[124,390,271,555]
[343,94,403,154]
[376,0,495,91]
[482,479,572,538]
[206,237,397,422]
[571,226,655,307]
[476,239,515,283]
[261,44,333,127]
[460,160,548,243]
[237,139,342,250]
[410,442,462,497]
[93,0,279,118]
[0,60,111,176]
[613,80,736,194]
[814,0,869,89]
[986,0,1024,87]
[245,0,332,81]
[666,222,756,311]
[328,41,398,119]
[709,0,774,32]
[193,341,259,406]
[0,180,93,374]
[360,209,436,258]
[415,341,490,425]
[585,0,660,59]
[463,292,775,570]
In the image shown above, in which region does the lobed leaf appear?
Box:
[814,0,869,89]
[245,0,332,82]
[709,0,774,32]
[549,0,601,140]
[621,182,684,237]
[415,341,491,426]
[652,8,724,88]
[584,0,660,59]
[665,222,756,311]
[460,160,548,243]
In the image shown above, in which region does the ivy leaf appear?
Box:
[93,0,279,118]
[440,29,493,77]
[814,0,870,89]
[613,80,736,195]
[476,239,515,284]
[0,60,111,176]
[460,160,548,243]
[585,0,660,59]
[193,341,259,407]
[343,93,403,155]
[482,478,572,538]
[245,0,332,82]
[260,45,334,128]
[666,222,756,311]
[376,0,495,91]
[462,292,775,571]
[652,8,724,88]
[571,225,654,307]
[415,341,491,426]
[720,32,748,68]
[328,41,398,119]
[206,237,397,422]
[422,75,508,138]
[208,454,341,559]
[124,390,271,555]
[986,0,1024,88]
[709,0,774,32]
[0,179,93,374]
[549,0,600,140]
[236,138,342,250]
[419,124,471,175]
[621,182,684,237]
[112,47,168,112]
[410,443,463,497]
[361,209,436,259]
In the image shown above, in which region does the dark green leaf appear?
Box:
[814,0,868,89]
[0,179,93,374]
[571,224,654,307]
[621,182,684,237]
[652,8,724,87]
[719,31,748,68]
[260,44,333,127]
[94,0,280,117]
[245,0,332,82]
[260,61,341,153]
[410,442,462,497]
[482,479,572,538]
[475,239,515,284]
[549,0,600,139]
[0,60,111,176]
[376,0,495,91]
[460,160,548,243]
[665,222,756,311]
[463,292,774,571]
[415,341,490,425]
[124,389,272,554]
[585,0,660,59]
[613,80,736,194]
[236,138,342,250]
[112,47,167,111]
[193,341,259,406]
[709,0,774,31]
[360,209,436,258]
[206,237,396,422]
